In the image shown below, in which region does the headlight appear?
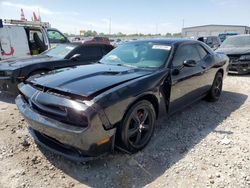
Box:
[5,71,13,76]
[239,54,250,61]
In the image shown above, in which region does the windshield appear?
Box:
[219,33,237,42]
[99,42,172,68]
[220,36,250,48]
[42,44,77,59]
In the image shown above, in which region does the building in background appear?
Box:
[182,25,250,38]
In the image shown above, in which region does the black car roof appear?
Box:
[127,38,194,46]
[70,42,113,48]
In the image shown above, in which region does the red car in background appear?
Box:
[84,37,110,45]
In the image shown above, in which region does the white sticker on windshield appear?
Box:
[152,45,171,51]
[66,46,74,50]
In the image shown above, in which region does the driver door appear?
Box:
[169,43,207,114]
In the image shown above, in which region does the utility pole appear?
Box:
[182,19,185,29]
[155,23,158,35]
[109,17,111,36]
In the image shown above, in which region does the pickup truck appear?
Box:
[0,19,70,60]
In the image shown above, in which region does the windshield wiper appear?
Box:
[116,64,138,68]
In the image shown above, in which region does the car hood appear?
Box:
[28,64,152,99]
[216,47,250,55]
[0,55,59,70]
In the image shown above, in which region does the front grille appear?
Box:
[228,55,240,63]
[21,83,89,128]
[30,100,88,128]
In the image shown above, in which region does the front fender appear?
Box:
[94,69,170,129]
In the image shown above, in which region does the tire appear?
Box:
[117,100,156,153]
[206,72,223,102]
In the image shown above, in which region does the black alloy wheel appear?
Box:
[207,72,223,102]
[118,100,156,153]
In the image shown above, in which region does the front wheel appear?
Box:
[206,72,223,102]
[117,100,156,153]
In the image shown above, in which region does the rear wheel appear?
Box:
[206,72,223,102]
[117,100,156,153]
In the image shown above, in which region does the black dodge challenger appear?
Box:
[16,39,229,161]
[0,43,113,94]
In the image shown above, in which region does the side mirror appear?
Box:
[183,60,197,67]
[70,54,81,61]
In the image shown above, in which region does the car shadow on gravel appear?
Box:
[0,92,16,104]
[38,90,247,188]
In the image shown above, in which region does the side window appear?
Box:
[212,37,217,44]
[29,30,44,43]
[76,46,103,61]
[102,46,112,55]
[95,37,101,42]
[196,45,208,59]
[172,44,201,67]
[207,37,213,44]
[47,30,67,44]
[216,37,221,44]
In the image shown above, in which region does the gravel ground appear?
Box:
[0,75,249,188]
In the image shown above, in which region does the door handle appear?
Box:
[202,65,206,69]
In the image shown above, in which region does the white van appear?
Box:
[0,19,70,60]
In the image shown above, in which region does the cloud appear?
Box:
[1,1,61,15]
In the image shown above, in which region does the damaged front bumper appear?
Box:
[229,61,250,74]
[15,84,116,162]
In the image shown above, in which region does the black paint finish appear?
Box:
[16,39,229,161]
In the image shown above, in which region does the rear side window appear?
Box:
[76,46,103,60]
[85,46,102,58]
[212,37,218,44]
[206,37,213,44]
[29,30,44,42]
[172,44,201,67]
[102,46,113,55]
[196,45,208,59]
[94,37,101,42]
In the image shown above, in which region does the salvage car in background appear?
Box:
[84,37,110,45]
[0,43,113,94]
[16,39,229,161]
[216,34,250,74]
[197,36,221,50]
[218,32,238,43]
